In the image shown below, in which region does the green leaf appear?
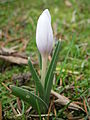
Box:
[38,51,42,70]
[11,85,48,113]
[28,57,45,99]
[45,41,61,105]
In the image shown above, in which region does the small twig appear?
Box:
[0,55,28,65]
[74,101,83,106]
[10,103,18,115]
[54,107,56,117]
[78,43,88,47]
[56,68,79,75]
[47,100,53,120]
[83,99,88,114]
[26,106,32,113]
[17,109,21,114]
[17,98,22,113]
[28,113,53,118]
[20,39,29,52]
[76,74,83,81]
[51,90,84,111]
[1,82,12,92]
[60,78,62,86]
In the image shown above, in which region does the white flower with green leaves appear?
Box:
[11,9,61,115]
[36,9,53,86]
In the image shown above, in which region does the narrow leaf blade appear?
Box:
[45,41,61,105]
[11,85,48,113]
[28,57,45,99]
[38,51,42,70]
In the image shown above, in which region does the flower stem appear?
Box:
[41,55,48,87]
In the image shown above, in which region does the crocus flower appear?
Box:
[36,9,53,86]
[36,9,53,57]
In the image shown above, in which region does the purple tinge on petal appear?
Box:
[43,9,51,23]
[36,9,53,56]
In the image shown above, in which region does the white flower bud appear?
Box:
[36,9,53,57]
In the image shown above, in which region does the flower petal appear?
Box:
[36,9,53,57]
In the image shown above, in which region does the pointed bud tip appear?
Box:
[43,9,51,23]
